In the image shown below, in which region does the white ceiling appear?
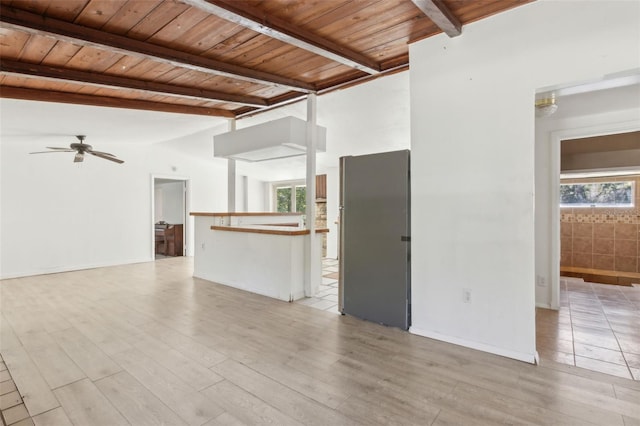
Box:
[0,71,411,182]
[0,99,229,146]
[552,83,640,119]
[1,72,638,181]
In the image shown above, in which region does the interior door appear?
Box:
[340,150,410,329]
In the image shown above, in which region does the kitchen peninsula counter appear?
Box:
[191,212,327,301]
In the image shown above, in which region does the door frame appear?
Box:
[549,120,640,309]
[151,174,191,259]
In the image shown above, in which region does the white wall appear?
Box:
[535,90,640,308]
[1,136,228,278]
[155,181,184,224]
[246,177,267,211]
[154,187,163,222]
[233,175,267,212]
[0,67,410,277]
[325,166,340,259]
[231,72,411,258]
[409,0,640,362]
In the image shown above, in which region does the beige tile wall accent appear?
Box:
[315,200,327,257]
[560,175,640,273]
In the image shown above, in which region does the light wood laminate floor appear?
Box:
[2,258,640,426]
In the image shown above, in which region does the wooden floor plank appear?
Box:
[615,384,640,405]
[51,327,122,381]
[0,345,59,416]
[95,371,187,426]
[138,321,227,367]
[0,315,25,352]
[1,257,638,426]
[624,415,640,426]
[201,379,302,426]
[112,347,224,425]
[32,407,73,426]
[245,360,351,409]
[336,391,440,426]
[67,317,135,356]
[125,332,223,391]
[17,338,86,390]
[212,359,361,426]
[203,412,247,426]
[53,378,128,426]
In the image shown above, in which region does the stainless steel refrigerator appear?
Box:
[339,150,411,330]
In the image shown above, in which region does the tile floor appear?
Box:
[293,258,341,314]
[536,276,640,380]
[0,354,33,426]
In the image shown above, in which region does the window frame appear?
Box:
[559,180,635,208]
[272,180,307,213]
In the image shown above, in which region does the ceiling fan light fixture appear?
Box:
[29,135,124,164]
[535,94,558,117]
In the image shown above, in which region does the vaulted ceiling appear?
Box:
[0,0,530,118]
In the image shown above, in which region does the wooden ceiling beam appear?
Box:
[0,59,268,107]
[0,6,315,92]
[0,86,237,118]
[411,0,462,37]
[182,0,381,75]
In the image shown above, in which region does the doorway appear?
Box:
[535,84,640,379]
[152,176,189,259]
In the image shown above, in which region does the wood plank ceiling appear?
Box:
[0,0,531,118]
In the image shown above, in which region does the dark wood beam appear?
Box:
[0,6,315,92]
[182,0,381,75]
[0,86,237,118]
[411,0,462,37]
[0,59,268,107]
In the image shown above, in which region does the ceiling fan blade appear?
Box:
[30,150,74,154]
[89,151,124,164]
[30,137,123,164]
[88,149,117,157]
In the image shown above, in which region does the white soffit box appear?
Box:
[214,116,327,162]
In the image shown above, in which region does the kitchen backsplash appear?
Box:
[560,175,640,273]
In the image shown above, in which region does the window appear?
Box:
[274,182,306,213]
[276,187,292,213]
[560,181,634,208]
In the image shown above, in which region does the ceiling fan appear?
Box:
[30,135,124,164]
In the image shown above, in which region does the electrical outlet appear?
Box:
[536,276,546,287]
[462,288,472,303]
[201,242,205,250]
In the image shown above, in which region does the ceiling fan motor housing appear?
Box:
[70,142,92,152]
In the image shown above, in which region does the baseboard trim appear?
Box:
[0,257,152,280]
[409,326,536,364]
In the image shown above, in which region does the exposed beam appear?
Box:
[182,0,381,75]
[0,86,236,118]
[0,6,315,92]
[411,0,462,37]
[0,59,268,107]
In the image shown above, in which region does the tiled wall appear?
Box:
[315,200,327,257]
[560,175,640,274]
